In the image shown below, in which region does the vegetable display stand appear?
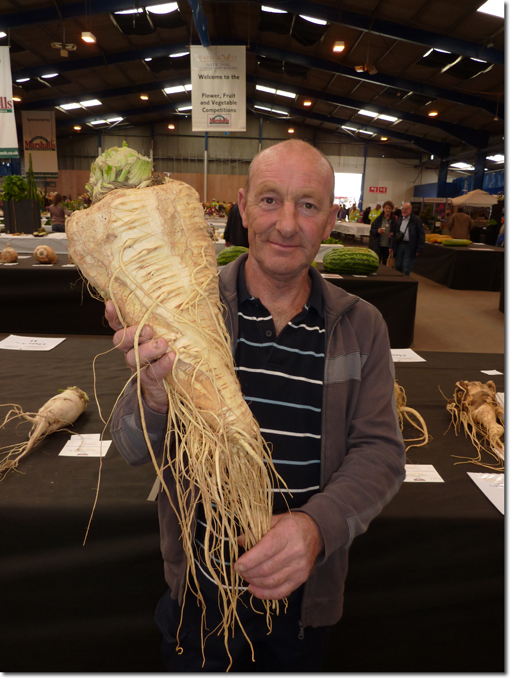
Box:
[3,199,41,234]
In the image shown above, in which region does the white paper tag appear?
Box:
[467,472,504,514]
[0,335,66,351]
[1,262,18,266]
[391,349,426,362]
[481,369,503,376]
[404,464,444,482]
[59,437,111,457]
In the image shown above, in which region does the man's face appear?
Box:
[402,204,412,218]
[239,146,338,280]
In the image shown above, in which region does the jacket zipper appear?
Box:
[298,620,305,640]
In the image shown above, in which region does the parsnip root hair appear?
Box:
[444,380,504,471]
[394,381,431,452]
[66,178,285,667]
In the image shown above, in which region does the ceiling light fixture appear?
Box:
[355,64,377,74]
[81,31,96,44]
[303,100,312,107]
[333,41,345,53]
[12,96,21,102]
[74,125,82,130]
[288,128,295,133]
[140,94,149,100]
[428,111,438,117]
[80,99,102,106]
[381,137,388,141]
[168,123,175,130]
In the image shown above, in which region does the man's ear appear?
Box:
[238,188,248,228]
[322,203,339,240]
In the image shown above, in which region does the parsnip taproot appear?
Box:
[65,176,281,661]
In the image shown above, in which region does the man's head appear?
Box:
[457,206,465,213]
[401,202,413,218]
[239,140,338,282]
[376,204,381,210]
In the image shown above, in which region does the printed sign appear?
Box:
[21,111,58,177]
[0,47,19,158]
[190,46,246,131]
[369,186,378,193]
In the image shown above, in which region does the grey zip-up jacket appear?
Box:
[111,253,406,628]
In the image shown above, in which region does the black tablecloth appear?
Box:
[0,337,504,672]
[0,259,418,348]
[413,243,504,290]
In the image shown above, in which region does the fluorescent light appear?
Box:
[164,85,189,94]
[271,108,288,115]
[0,32,6,38]
[486,154,504,162]
[255,105,272,111]
[342,125,358,131]
[42,73,58,78]
[184,83,192,91]
[435,48,451,54]
[107,117,123,122]
[147,2,178,13]
[471,57,487,63]
[333,41,345,53]
[177,105,192,111]
[477,0,504,18]
[90,119,108,125]
[115,8,143,13]
[59,102,82,110]
[170,51,189,58]
[423,48,434,58]
[450,162,474,169]
[261,6,287,13]
[81,31,96,44]
[358,129,374,135]
[358,109,377,117]
[378,114,398,122]
[256,85,276,94]
[80,99,102,106]
[300,15,327,25]
[16,78,30,83]
[276,89,296,98]
[144,58,152,62]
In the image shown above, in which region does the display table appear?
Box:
[413,242,504,291]
[0,233,69,255]
[0,257,417,348]
[332,222,371,239]
[0,339,503,672]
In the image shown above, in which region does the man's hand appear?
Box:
[234,512,324,601]
[105,301,174,413]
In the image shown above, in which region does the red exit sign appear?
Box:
[369,186,388,193]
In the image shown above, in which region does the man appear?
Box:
[390,202,425,276]
[107,140,405,672]
[369,203,382,222]
[447,206,473,240]
[348,203,360,222]
[370,200,395,263]
[223,200,249,247]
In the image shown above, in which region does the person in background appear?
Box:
[370,200,395,263]
[390,202,425,276]
[223,201,249,248]
[447,207,473,240]
[361,206,371,224]
[369,204,382,222]
[47,193,71,232]
[106,139,405,673]
[348,204,360,222]
[337,203,347,221]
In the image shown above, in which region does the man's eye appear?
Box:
[263,197,275,205]
[304,203,315,210]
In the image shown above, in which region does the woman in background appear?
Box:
[47,193,71,232]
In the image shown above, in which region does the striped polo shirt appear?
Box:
[194,263,325,593]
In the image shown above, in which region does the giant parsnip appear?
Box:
[66,175,281,663]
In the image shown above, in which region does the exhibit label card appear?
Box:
[59,434,111,458]
[0,334,65,351]
[404,464,444,482]
[391,349,426,362]
[467,472,504,514]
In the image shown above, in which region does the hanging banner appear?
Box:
[190,46,246,131]
[21,110,58,177]
[0,47,19,158]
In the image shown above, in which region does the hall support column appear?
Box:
[437,159,449,197]
[473,151,486,190]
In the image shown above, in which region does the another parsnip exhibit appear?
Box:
[445,380,504,471]
[65,147,281,663]
[0,386,89,480]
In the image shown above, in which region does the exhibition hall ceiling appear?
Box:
[1,0,505,165]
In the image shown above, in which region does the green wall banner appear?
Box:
[0,47,19,158]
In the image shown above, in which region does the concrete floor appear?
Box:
[409,273,504,354]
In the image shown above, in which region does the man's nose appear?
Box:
[276,201,298,237]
